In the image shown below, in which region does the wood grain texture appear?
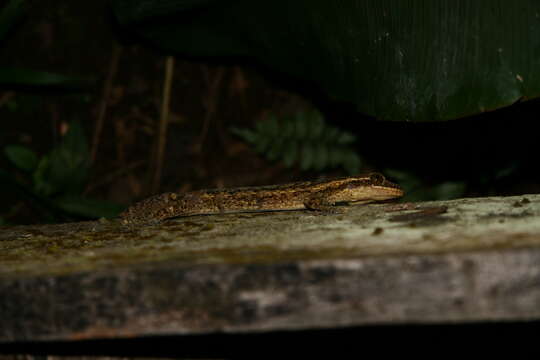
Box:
[2,194,540,342]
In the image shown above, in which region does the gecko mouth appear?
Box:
[379,190,405,200]
[364,187,404,201]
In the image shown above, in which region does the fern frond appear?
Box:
[232,110,362,174]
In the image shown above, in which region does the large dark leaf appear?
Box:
[113,0,540,122]
[4,145,38,172]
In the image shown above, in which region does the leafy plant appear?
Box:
[232,111,362,174]
[0,0,93,91]
[0,0,106,223]
[2,121,123,222]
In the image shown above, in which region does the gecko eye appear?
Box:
[346,182,359,189]
[369,173,385,184]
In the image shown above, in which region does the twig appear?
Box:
[192,66,224,153]
[90,43,122,164]
[151,56,175,194]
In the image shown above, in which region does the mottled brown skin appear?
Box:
[120,173,404,224]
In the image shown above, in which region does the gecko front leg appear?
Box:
[304,191,344,214]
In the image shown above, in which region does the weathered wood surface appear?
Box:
[1,194,540,342]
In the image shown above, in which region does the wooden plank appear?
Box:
[1,194,540,342]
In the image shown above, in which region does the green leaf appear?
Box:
[307,112,324,139]
[44,121,90,195]
[383,169,423,194]
[430,182,467,201]
[300,143,314,170]
[253,135,270,153]
[282,141,298,168]
[493,164,519,180]
[55,196,124,219]
[113,0,221,24]
[230,127,256,142]
[282,120,295,138]
[312,145,328,171]
[231,110,363,172]
[336,131,356,145]
[62,121,89,159]
[295,113,308,138]
[323,127,340,143]
[263,116,279,137]
[267,137,284,161]
[0,167,62,219]
[328,147,342,168]
[4,145,38,171]
[0,67,94,91]
[255,118,268,133]
[32,155,54,196]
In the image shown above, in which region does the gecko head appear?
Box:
[346,173,404,203]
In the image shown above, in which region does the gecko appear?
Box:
[120,173,404,224]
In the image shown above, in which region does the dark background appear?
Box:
[1,0,539,224]
[2,1,540,356]
[2,322,540,357]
